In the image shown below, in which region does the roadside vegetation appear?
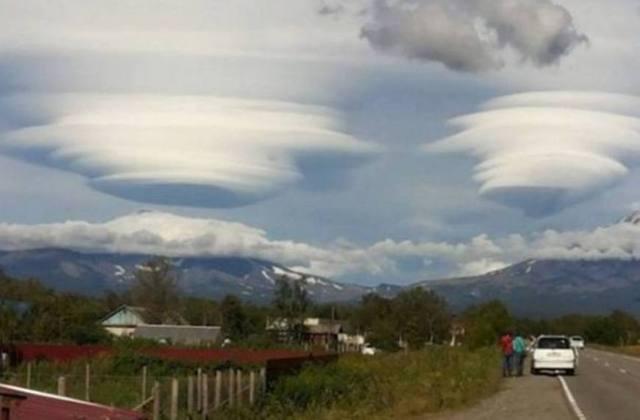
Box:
[223,346,501,420]
[514,309,640,346]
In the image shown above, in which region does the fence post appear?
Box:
[152,381,160,420]
[57,376,66,396]
[141,365,148,403]
[170,378,178,420]
[228,369,235,407]
[249,371,256,405]
[214,371,222,410]
[187,375,194,415]
[85,363,91,401]
[236,370,243,406]
[202,373,209,419]
[196,367,202,412]
[260,367,267,394]
[26,362,32,388]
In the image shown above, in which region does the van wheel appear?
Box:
[566,369,575,376]
[530,366,538,375]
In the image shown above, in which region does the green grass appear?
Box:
[591,343,640,358]
[4,347,501,419]
[4,353,257,417]
[223,346,502,420]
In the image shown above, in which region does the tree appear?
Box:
[182,297,222,326]
[130,257,180,323]
[609,310,640,346]
[272,278,310,342]
[352,294,397,350]
[463,300,512,350]
[221,295,246,340]
[0,303,19,343]
[273,278,309,319]
[392,288,450,349]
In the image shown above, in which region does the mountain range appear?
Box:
[0,248,382,303]
[1,212,640,316]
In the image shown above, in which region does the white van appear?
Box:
[531,335,577,376]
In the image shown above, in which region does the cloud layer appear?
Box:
[425,91,640,217]
[1,210,639,282]
[361,0,587,72]
[0,94,376,207]
[0,1,377,208]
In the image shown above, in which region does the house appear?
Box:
[303,318,343,350]
[0,383,144,420]
[100,306,150,337]
[100,305,220,346]
[266,317,344,350]
[337,333,366,352]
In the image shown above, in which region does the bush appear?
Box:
[223,346,501,420]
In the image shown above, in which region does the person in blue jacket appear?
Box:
[512,332,527,376]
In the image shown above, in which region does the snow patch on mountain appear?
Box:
[114,265,126,277]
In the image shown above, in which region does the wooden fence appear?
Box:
[19,362,267,419]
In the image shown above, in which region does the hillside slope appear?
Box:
[0,248,372,303]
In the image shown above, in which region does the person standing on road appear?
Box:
[500,332,514,377]
[512,333,526,376]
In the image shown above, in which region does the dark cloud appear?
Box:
[361,0,588,72]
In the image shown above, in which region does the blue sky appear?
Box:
[2,0,640,285]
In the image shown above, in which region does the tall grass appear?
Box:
[225,346,501,420]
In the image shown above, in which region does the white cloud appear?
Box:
[2,210,639,281]
[0,94,377,208]
[361,0,587,72]
[0,1,379,208]
[424,91,640,217]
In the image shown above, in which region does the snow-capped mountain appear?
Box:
[0,248,372,303]
[620,210,640,225]
[415,258,640,316]
[3,211,640,314]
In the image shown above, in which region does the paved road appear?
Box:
[425,374,573,420]
[563,348,640,420]
[426,348,640,420]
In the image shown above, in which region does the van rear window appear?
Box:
[537,337,570,349]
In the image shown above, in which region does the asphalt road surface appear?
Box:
[426,348,640,420]
[562,348,640,420]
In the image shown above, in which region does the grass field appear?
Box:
[3,346,501,419]
[3,352,257,415]
[223,346,502,420]
[592,344,640,358]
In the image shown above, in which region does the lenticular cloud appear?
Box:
[0,94,376,208]
[424,92,640,217]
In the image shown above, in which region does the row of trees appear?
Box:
[2,256,640,349]
[458,300,640,348]
[0,258,453,349]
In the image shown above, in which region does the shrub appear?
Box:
[223,346,501,420]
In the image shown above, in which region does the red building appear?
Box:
[0,384,145,420]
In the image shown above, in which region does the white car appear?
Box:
[531,335,577,376]
[570,336,585,350]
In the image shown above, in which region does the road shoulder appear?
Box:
[422,375,574,420]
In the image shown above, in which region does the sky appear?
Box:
[1,0,640,285]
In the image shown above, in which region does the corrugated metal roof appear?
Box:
[101,305,187,326]
[0,384,145,420]
[133,324,221,345]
